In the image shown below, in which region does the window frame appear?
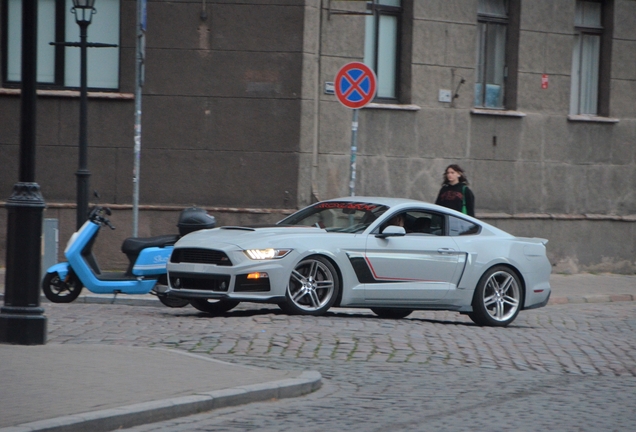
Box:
[474,0,520,111]
[569,0,614,117]
[1,0,120,91]
[364,0,413,104]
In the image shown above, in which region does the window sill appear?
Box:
[364,102,421,111]
[567,114,619,123]
[0,88,134,100]
[470,108,526,117]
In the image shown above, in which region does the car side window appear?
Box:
[401,211,444,236]
[448,216,480,236]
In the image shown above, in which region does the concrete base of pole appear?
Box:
[0,307,47,345]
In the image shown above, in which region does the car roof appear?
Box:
[324,196,427,207]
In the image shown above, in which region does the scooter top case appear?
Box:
[177,207,216,236]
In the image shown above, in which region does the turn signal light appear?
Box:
[247,272,269,280]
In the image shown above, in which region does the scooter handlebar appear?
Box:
[88,206,115,230]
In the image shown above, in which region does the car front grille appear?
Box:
[171,248,232,266]
[169,272,230,292]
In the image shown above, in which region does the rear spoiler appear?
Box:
[517,237,549,246]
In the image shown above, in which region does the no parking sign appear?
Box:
[334,62,377,109]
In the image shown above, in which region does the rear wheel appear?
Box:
[42,271,83,303]
[371,308,413,319]
[190,298,239,315]
[468,266,522,327]
[280,255,339,316]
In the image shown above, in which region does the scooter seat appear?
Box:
[121,234,180,256]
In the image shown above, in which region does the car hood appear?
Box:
[175,225,325,249]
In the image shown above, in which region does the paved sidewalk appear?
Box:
[547,272,636,304]
[0,344,320,432]
[0,269,634,432]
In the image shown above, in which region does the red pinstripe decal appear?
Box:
[363,255,440,282]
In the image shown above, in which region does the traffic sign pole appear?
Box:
[349,109,359,196]
[334,62,377,197]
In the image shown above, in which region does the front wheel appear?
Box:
[280,255,339,316]
[190,298,239,315]
[157,295,190,308]
[154,276,189,308]
[42,271,83,303]
[468,266,523,327]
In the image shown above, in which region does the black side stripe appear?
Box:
[347,255,407,284]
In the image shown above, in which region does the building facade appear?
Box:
[1,0,635,273]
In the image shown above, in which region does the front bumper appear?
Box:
[164,249,296,302]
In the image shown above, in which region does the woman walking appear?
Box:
[435,164,475,217]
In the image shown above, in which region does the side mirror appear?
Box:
[375,225,406,239]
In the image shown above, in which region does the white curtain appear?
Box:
[570,1,601,115]
[376,14,398,98]
[579,34,600,114]
[475,22,506,108]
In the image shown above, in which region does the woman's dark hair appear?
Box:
[442,164,469,185]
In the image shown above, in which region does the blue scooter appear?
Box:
[42,204,215,307]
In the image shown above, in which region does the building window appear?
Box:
[569,0,612,116]
[2,0,120,90]
[474,0,520,110]
[364,0,401,100]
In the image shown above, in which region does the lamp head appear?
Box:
[72,0,96,24]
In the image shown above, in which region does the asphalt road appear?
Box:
[40,299,636,431]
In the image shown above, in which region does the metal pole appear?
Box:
[132,0,146,237]
[349,109,359,196]
[76,21,91,229]
[0,0,47,345]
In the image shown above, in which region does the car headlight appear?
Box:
[243,248,292,260]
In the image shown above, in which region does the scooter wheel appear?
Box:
[42,271,83,303]
[157,295,190,308]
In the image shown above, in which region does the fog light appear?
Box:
[247,272,269,280]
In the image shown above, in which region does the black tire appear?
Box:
[468,265,523,327]
[371,308,413,319]
[280,255,339,316]
[157,295,190,308]
[154,275,190,308]
[190,298,239,315]
[42,271,83,303]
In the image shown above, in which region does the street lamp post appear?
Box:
[51,0,116,229]
[0,0,47,345]
[72,0,96,230]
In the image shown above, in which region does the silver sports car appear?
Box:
[164,197,551,326]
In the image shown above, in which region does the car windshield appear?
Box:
[278,201,389,233]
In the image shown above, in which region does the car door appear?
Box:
[363,211,465,303]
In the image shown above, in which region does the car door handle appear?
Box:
[437,248,456,254]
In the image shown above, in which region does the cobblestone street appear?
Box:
[40,300,636,431]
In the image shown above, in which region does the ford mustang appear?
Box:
[163,197,551,326]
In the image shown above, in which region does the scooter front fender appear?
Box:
[46,262,70,280]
